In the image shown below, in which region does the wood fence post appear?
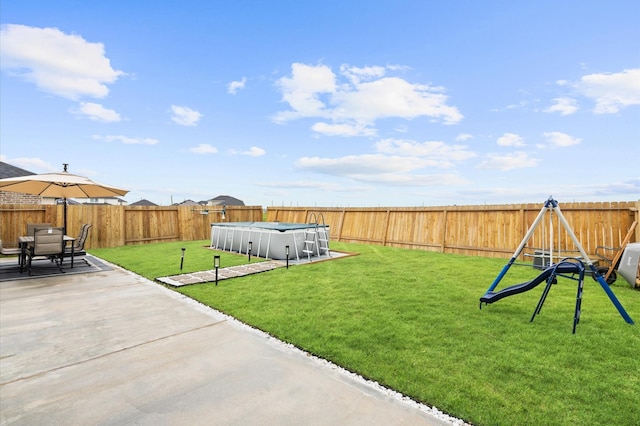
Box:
[336,209,346,242]
[118,205,126,247]
[382,209,390,246]
[635,200,640,242]
[440,209,448,253]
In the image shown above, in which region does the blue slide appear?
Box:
[480,263,581,306]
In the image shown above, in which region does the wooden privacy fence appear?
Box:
[2,201,638,258]
[267,201,640,259]
[0,205,263,249]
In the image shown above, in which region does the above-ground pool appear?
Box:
[210,222,330,260]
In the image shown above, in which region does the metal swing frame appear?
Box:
[483,196,634,326]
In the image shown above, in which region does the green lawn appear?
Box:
[91,240,640,425]
[90,240,264,281]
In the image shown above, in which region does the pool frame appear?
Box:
[210,222,330,260]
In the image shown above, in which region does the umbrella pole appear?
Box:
[64,162,68,234]
[63,198,68,235]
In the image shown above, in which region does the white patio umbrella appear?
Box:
[0,164,129,233]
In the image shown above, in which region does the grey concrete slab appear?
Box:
[0,266,461,425]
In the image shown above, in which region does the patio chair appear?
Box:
[65,224,92,258]
[26,227,65,275]
[2,239,24,268]
[27,223,52,236]
[1,240,22,263]
[25,223,51,251]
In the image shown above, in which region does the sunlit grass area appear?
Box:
[91,239,263,281]
[92,241,640,425]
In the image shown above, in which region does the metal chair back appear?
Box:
[75,224,92,250]
[27,223,52,237]
[66,224,92,255]
[32,227,65,256]
[26,227,65,275]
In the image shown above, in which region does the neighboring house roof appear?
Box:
[206,195,245,206]
[0,161,35,178]
[130,199,158,206]
[175,196,245,207]
[0,161,42,204]
[174,199,200,206]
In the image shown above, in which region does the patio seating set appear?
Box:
[0,163,125,277]
[0,223,92,276]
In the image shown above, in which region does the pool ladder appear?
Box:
[303,213,331,261]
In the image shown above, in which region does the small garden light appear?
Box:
[248,241,252,262]
[214,255,220,286]
[285,245,289,269]
[180,247,186,270]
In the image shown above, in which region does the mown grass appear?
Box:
[91,241,640,425]
[90,240,263,281]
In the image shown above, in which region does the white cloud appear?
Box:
[242,146,266,157]
[346,172,467,186]
[273,63,463,132]
[505,101,528,110]
[543,131,581,147]
[0,156,57,173]
[574,68,640,114]
[477,152,538,171]
[228,146,266,156]
[293,136,476,187]
[544,97,578,115]
[294,154,466,186]
[0,24,124,100]
[171,105,202,126]
[374,139,476,165]
[189,144,217,154]
[93,134,158,145]
[496,133,526,147]
[331,76,462,124]
[339,64,386,84]
[587,178,640,196]
[311,122,377,137]
[295,154,431,175]
[273,63,336,122]
[451,178,640,204]
[255,180,349,191]
[456,133,473,141]
[72,102,121,122]
[227,77,246,94]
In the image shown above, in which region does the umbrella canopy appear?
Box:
[0,164,128,233]
[0,171,128,198]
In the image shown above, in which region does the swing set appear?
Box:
[479,197,634,333]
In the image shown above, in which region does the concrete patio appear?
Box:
[0,261,461,425]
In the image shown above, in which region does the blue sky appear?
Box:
[1,1,639,207]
